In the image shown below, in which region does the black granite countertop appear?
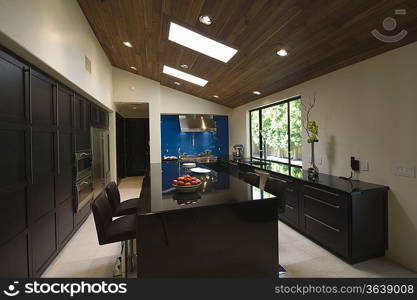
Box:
[220,156,389,194]
[137,161,277,215]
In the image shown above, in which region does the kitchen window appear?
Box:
[249,96,302,174]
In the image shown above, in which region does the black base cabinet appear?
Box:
[222,158,389,264]
[0,46,107,277]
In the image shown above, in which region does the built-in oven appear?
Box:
[75,151,92,181]
[74,175,94,212]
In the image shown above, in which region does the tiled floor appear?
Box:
[43,176,416,278]
[279,222,416,277]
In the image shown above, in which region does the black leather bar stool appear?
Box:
[92,192,136,277]
[264,176,287,276]
[264,177,287,212]
[105,181,139,217]
[241,171,261,187]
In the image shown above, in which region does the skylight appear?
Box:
[162,65,208,87]
[168,22,238,63]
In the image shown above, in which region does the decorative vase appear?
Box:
[308,140,319,180]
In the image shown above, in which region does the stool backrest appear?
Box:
[105,181,121,212]
[264,177,287,210]
[243,172,260,187]
[92,192,113,245]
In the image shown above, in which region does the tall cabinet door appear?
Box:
[74,95,90,151]
[0,50,30,277]
[56,86,75,246]
[30,71,58,277]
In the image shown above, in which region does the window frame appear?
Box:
[249,96,302,174]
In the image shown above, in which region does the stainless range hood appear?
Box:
[179,114,216,132]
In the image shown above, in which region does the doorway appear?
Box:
[115,103,150,180]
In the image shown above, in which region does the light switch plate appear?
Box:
[393,165,416,178]
[360,160,369,171]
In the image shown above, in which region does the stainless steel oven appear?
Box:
[74,175,94,212]
[75,151,92,181]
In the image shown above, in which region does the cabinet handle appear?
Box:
[304,195,340,209]
[56,132,60,175]
[285,204,294,210]
[53,84,58,126]
[305,214,340,233]
[29,127,34,185]
[286,188,294,193]
[305,184,340,197]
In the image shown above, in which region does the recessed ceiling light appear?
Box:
[123,41,133,48]
[252,91,262,95]
[174,81,181,86]
[213,95,219,98]
[199,15,212,25]
[130,66,137,70]
[276,49,288,57]
[163,65,208,87]
[180,64,189,69]
[168,22,238,63]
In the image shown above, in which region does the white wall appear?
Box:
[112,67,232,163]
[0,0,113,109]
[0,0,117,181]
[230,41,417,272]
[160,86,233,115]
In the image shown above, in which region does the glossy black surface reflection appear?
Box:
[221,156,389,193]
[137,161,276,215]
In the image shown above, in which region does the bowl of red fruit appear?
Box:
[172,175,202,193]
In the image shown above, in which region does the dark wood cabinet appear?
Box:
[57,86,73,130]
[0,234,30,278]
[0,46,109,277]
[31,71,57,127]
[0,51,28,123]
[30,131,56,222]
[0,46,96,278]
[31,213,57,276]
[221,158,389,264]
[55,132,73,205]
[57,199,74,246]
[0,50,31,278]
[91,103,109,129]
[74,95,91,151]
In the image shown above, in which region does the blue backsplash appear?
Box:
[161,115,229,157]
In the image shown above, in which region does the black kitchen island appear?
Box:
[136,161,283,278]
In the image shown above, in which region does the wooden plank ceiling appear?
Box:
[78,0,417,108]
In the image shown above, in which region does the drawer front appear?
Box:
[284,186,298,208]
[303,194,347,230]
[270,175,298,206]
[303,184,343,207]
[279,202,299,227]
[304,213,349,258]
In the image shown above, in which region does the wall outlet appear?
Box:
[393,165,416,178]
[360,160,369,171]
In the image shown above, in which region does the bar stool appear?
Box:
[264,177,287,212]
[264,176,287,276]
[92,192,136,277]
[241,171,261,187]
[105,181,139,217]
